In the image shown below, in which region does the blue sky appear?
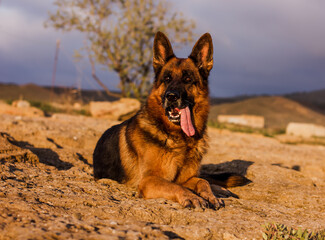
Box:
[0,0,324,97]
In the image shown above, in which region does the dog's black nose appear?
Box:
[166,91,180,102]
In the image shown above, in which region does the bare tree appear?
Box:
[46,0,196,98]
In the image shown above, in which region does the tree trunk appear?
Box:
[88,53,121,99]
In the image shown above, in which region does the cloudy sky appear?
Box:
[0,0,324,97]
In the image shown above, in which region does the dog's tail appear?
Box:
[200,173,251,188]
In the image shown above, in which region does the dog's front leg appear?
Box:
[182,177,224,209]
[139,176,208,209]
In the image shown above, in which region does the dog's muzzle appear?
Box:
[164,90,182,123]
[163,90,195,137]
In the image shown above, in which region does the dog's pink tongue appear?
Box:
[180,106,195,137]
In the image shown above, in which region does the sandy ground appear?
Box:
[1,112,325,239]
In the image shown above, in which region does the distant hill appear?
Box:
[0,83,118,103]
[286,89,325,115]
[0,83,58,102]
[209,95,252,105]
[209,96,325,129]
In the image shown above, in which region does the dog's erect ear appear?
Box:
[153,31,175,74]
[189,33,213,76]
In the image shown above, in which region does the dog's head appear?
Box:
[148,32,213,137]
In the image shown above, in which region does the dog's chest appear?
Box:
[159,141,204,182]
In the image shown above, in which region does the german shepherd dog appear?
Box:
[93,32,244,209]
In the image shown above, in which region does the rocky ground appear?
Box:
[1,111,325,239]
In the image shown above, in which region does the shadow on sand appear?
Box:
[201,159,254,177]
[5,132,73,170]
[200,159,253,198]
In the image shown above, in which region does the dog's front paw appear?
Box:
[195,179,225,209]
[177,190,208,209]
[198,189,224,209]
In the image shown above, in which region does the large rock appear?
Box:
[217,114,265,128]
[89,98,141,120]
[12,100,31,108]
[286,122,325,138]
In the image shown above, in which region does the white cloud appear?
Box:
[0,2,89,88]
[0,6,53,58]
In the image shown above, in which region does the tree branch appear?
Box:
[88,51,121,99]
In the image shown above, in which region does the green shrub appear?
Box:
[29,101,61,114]
[74,109,90,116]
[5,99,13,105]
[262,223,325,240]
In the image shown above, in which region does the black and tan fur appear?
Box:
[93,32,244,209]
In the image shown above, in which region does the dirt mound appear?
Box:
[209,96,325,129]
[0,113,324,239]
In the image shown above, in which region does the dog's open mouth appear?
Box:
[167,106,195,137]
[168,107,181,123]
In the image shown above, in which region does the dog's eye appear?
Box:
[184,77,192,83]
[164,76,171,82]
